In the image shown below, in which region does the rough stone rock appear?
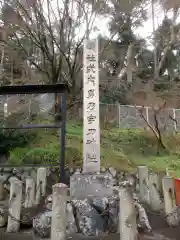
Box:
[91,195,119,233]
[45,203,52,211]
[72,198,108,236]
[74,168,81,174]
[33,210,51,238]
[107,196,119,233]
[66,202,77,235]
[12,168,22,180]
[0,207,8,227]
[45,194,52,204]
[44,195,52,211]
[134,202,152,233]
[123,173,137,188]
[91,197,108,213]
[108,167,117,178]
[33,202,77,238]
[20,208,33,226]
[166,206,180,227]
[100,167,106,173]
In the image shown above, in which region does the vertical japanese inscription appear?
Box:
[83,39,100,173]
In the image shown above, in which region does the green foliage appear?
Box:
[8,122,180,177]
[0,128,35,155]
[153,81,170,91]
[9,147,59,165]
[102,128,157,156]
[24,148,59,164]
[9,144,82,166]
[9,147,29,165]
[101,85,131,104]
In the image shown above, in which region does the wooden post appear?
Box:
[137,166,150,204]
[162,176,178,226]
[51,183,68,240]
[119,187,137,240]
[7,177,22,233]
[25,177,35,208]
[36,168,47,204]
[149,172,162,212]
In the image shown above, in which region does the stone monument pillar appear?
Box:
[70,38,113,199]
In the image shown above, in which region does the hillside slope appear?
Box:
[7,122,180,177]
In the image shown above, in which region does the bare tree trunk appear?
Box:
[155,8,178,80]
[151,0,157,81]
[0,46,5,79]
[118,44,134,83]
[135,104,167,154]
[126,44,133,83]
[54,93,62,122]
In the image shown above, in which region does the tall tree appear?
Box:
[153,0,180,81]
[0,0,100,110]
[88,0,149,84]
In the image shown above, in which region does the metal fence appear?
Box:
[72,103,180,131]
[1,93,180,131]
[0,93,55,126]
[97,103,179,131]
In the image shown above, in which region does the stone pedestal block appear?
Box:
[70,173,113,199]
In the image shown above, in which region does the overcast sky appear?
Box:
[90,2,175,49]
[45,0,176,49]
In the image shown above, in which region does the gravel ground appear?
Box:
[0,212,180,240]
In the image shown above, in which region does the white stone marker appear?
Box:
[25,177,35,208]
[162,176,178,226]
[7,177,22,233]
[83,38,100,173]
[4,102,8,118]
[35,167,47,204]
[137,166,150,204]
[51,183,68,240]
[149,172,163,212]
[119,187,137,240]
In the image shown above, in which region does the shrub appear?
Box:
[9,147,29,165]
[100,85,131,105]
[9,145,82,166]
[103,128,157,156]
[23,148,59,164]
[0,128,35,155]
[153,82,170,91]
[9,147,59,165]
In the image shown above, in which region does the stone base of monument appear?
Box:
[70,173,114,199]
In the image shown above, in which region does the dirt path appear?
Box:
[1,214,180,240]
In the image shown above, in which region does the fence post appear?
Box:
[173,108,177,131]
[162,176,178,226]
[118,104,121,128]
[51,183,68,240]
[25,177,35,208]
[4,102,8,118]
[146,107,149,123]
[36,168,47,205]
[7,177,22,233]
[149,172,162,212]
[137,166,150,204]
[119,187,137,240]
[28,96,32,118]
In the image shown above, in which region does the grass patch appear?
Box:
[8,121,180,176]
